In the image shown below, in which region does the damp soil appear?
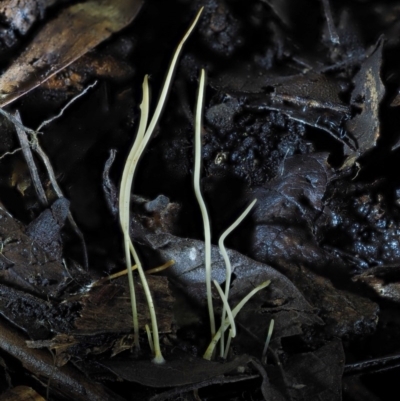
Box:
[0,1,400,400]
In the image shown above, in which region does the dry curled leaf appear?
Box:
[0,0,143,107]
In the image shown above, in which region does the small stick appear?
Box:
[31,137,88,269]
[321,0,340,45]
[13,111,48,206]
[0,147,22,160]
[102,149,118,216]
[0,108,37,136]
[36,81,97,132]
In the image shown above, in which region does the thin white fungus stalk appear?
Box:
[223,330,233,359]
[262,319,275,363]
[120,74,166,363]
[129,241,165,363]
[203,280,271,360]
[119,8,204,363]
[119,76,149,349]
[145,324,155,355]
[218,199,257,357]
[194,68,215,338]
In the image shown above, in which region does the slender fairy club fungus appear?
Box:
[119,76,149,350]
[262,319,275,363]
[119,8,203,364]
[203,280,271,360]
[192,68,262,358]
[194,68,216,338]
[145,324,155,355]
[218,199,257,357]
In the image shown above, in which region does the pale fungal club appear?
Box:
[119,7,271,364]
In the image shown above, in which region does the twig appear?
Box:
[36,81,97,132]
[31,137,88,269]
[9,109,89,269]
[321,0,340,45]
[0,108,37,136]
[0,147,22,160]
[102,149,118,216]
[13,111,48,206]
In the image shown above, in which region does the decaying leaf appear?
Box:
[73,275,174,335]
[145,231,322,346]
[0,0,143,107]
[44,52,134,94]
[249,153,332,269]
[280,264,379,338]
[0,202,67,297]
[212,69,351,145]
[246,153,379,337]
[0,283,60,340]
[0,273,173,360]
[26,198,70,261]
[284,340,344,401]
[102,351,251,387]
[0,196,173,357]
[344,38,385,166]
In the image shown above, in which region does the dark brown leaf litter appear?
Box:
[0,0,58,51]
[72,275,173,336]
[102,352,252,388]
[0,385,46,401]
[343,38,385,167]
[0,201,67,296]
[0,0,143,107]
[0,318,123,401]
[0,0,400,400]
